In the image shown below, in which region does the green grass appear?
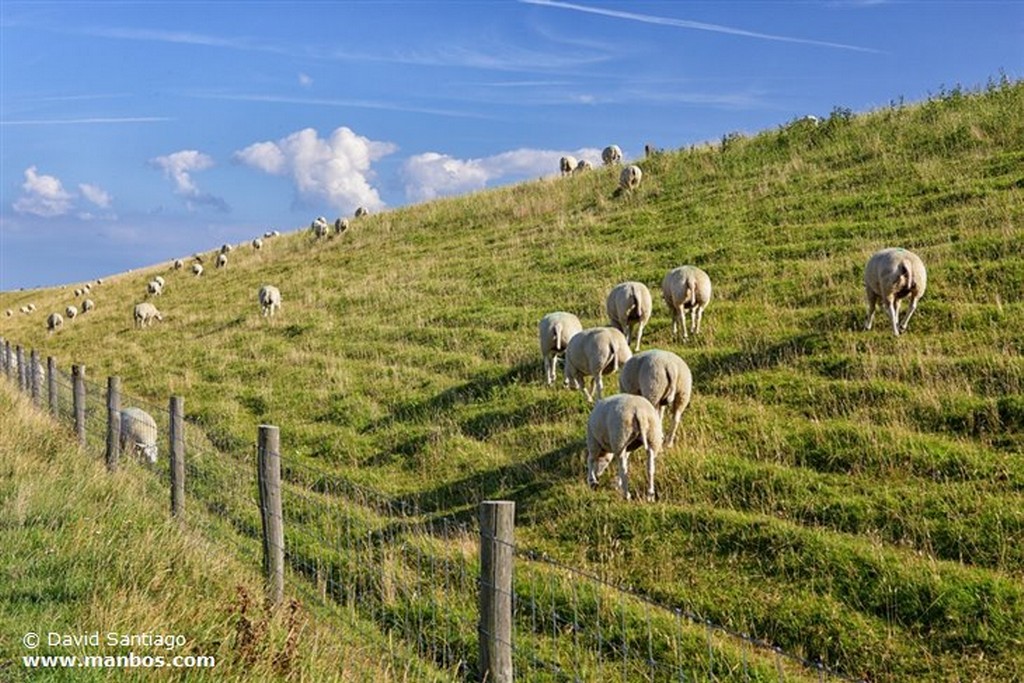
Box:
[2,76,1023,681]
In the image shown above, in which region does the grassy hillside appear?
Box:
[2,77,1022,681]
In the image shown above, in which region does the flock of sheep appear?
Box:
[541,242,926,501]
[560,144,645,195]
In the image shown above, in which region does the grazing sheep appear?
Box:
[193,253,204,263]
[252,237,264,250]
[606,281,653,352]
[192,263,204,277]
[47,312,63,333]
[559,155,577,177]
[644,143,658,157]
[74,288,83,297]
[538,312,583,386]
[174,259,184,270]
[20,306,29,314]
[220,243,233,254]
[83,283,91,293]
[574,159,593,174]
[334,218,350,235]
[82,299,95,313]
[133,302,163,328]
[661,266,712,340]
[864,247,928,336]
[619,164,643,192]
[65,305,78,320]
[618,350,693,447]
[565,327,633,402]
[147,280,163,296]
[4,309,11,317]
[602,144,623,165]
[355,206,369,218]
[96,279,103,285]
[27,304,36,312]
[154,276,165,288]
[586,394,663,501]
[119,407,158,464]
[311,216,329,238]
[258,285,282,317]
[216,253,227,269]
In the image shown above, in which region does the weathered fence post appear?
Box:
[16,345,25,391]
[169,396,185,519]
[106,376,121,472]
[30,349,41,406]
[479,500,515,683]
[47,357,58,417]
[72,364,86,447]
[2,340,9,378]
[257,424,284,606]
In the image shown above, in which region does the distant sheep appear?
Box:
[644,143,658,157]
[65,305,78,320]
[47,312,63,333]
[355,207,369,218]
[193,253,204,263]
[864,247,927,336]
[559,155,577,177]
[619,164,643,192]
[216,253,228,269]
[154,276,165,288]
[133,302,163,328]
[252,237,264,250]
[147,280,163,296]
[174,259,184,270]
[27,304,36,312]
[311,216,329,238]
[565,327,633,402]
[220,243,233,254]
[258,285,282,317]
[661,266,712,340]
[574,159,593,174]
[538,312,583,386]
[96,279,103,285]
[82,299,95,313]
[4,309,11,317]
[120,407,158,464]
[606,281,652,351]
[334,218,350,235]
[586,394,663,501]
[20,306,29,314]
[83,284,91,293]
[602,145,623,165]
[619,349,693,448]
[192,263,204,277]
[74,288,83,297]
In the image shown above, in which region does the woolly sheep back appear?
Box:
[661,266,712,340]
[864,247,927,336]
[538,312,583,386]
[120,407,158,463]
[618,349,693,447]
[606,281,653,351]
[586,393,663,501]
[564,327,633,402]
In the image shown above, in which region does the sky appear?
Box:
[1,1,1021,290]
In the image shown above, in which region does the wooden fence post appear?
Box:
[479,500,515,683]
[30,349,41,406]
[47,357,58,417]
[72,365,86,447]
[169,396,185,519]
[106,376,121,472]
[257,424,284,606]
[16,345,25,391]
[2,340,9,378]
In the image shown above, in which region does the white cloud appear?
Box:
[79,183,112,208]
[12,166,74,217]
[401,147,601,202]
[234,127,397,213]
[298,72,313,87]
[149,150,228,211]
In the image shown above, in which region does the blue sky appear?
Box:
[1,1,1021,290]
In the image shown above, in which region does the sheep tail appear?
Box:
[900,259,914,294]
[635,414,649,451]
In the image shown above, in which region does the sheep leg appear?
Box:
[645,446,656,501]
[887,298,901,336]
[592,375,603,402]
[899,295,921,333]
[666,409,682,448]
[615,450,631,500]
[633,322,644,352]
[587,451,613,489]
[693,305,704,336]
[864,289,879,331]
[544,355,554,385]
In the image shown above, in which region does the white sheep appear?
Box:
[565,327,633,402]
[252,237,264,250]
[154,276,165,288]
[192,263,204,277]
[19,306,29,314]
[602,145,623,165]
[538,312,583,386]
[354,206,369,218]
[559,155,577,177]
[661,266,712,340]
[586,394,663,501]
[606,281,652,352]
[573,159,593,174]
[96,279,103,285]
[220,243,233,255]
[82,299,95,313]
[133,302,163,328]
[619,164,643,192]
[5,309,12,317]
[65,305,78,320]
[311,216,329,238]
[27,304,36,312]
[334,218,350,235]
[618,349,692,447]
[258,285,282,317]
[119,407,158,464]
[147,280,163,296]
[47,312,64,333]
[74,288,83,297]
[864,247,928,336]
[193,253,204,263]
[174,259,184,270]
[83,283,91,293]
[216,253,227,269]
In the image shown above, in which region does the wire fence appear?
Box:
[0,338,864,682]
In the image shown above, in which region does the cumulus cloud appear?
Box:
[149,150,228,211]
[401,147,602,202]
[234,127,397,213]
[12,166,75,217]
[79,183,112,208]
